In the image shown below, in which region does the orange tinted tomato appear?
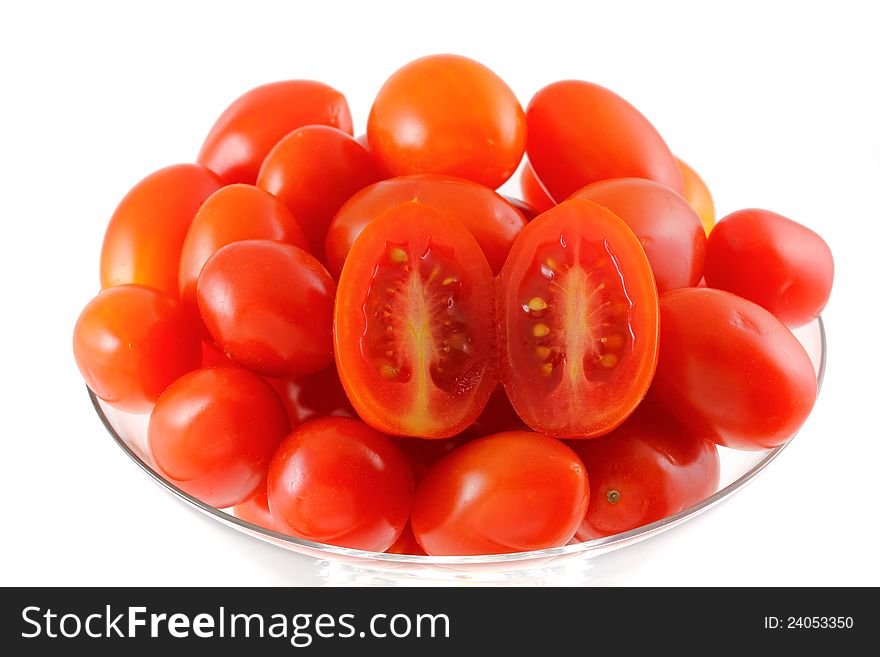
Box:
[520,160,555,212]
[676,157,715,234]
[197,80,353,185]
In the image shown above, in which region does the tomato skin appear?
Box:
[704,209,833,328]
[676,157,715,234]
[148,367,290,508]
[266,366,355,428]
[178,184,309,324]
[334,203,497,438]
[395,434,473,483]
[197,80,353,185]
[367,54,526,189]
[233,488,281,532]
[100,164,222,299]
[267,417,414,552]
[385,523,426,556]
[520,160,555,212]
[526,81,683,202]
[411,432,589,555]
[570,178,706,293]
[502,196,540,221]
[73,285,201,413]
[497,199,659,438]
[325,174,527,277]
[567,401,720,540]
[653,288,817,450]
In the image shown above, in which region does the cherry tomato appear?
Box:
[148,367,290,508]
[267,366,355,428]
[676,157,715,234]
[526,80,683,202]
[367,54,526,189]
[100,164,222,299]
[468,386,526,436]
[411,431,589,555]
[653,288,817,449]
[334,203,497,438]
[395,434,472,482]
[178,184,309,324]
[570,178,706,293]
[497,199,659,438]
[73,285,200,413]
[704,209,834,328]
[567,401,720,540]
[197,240,336,378]
[233,488,280,532]
[197,80,353,185]
[385,523,426,556]
[257,125,382,258]
[325,174,527,277]
[267,417,414,552]
[520,160,555,212]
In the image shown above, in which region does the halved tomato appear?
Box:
[497,199,659,438]
[334,202,496,438]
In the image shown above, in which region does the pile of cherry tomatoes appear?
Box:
[74,54,832,556]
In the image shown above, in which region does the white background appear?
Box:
[2,0,878,586]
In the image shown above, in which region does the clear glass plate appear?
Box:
[88,318,825,584]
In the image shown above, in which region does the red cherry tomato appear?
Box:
[385,523,426,556]
[570,178,706,293]
[148,367,290,508]
[233,488,281,533]
[73,285,200,413]
[367,54,526,189]
[653,288,817,449]
[197,80,353,185]
[200,339,234,368]
[520,160,555,212]
[704,209,834,328]
[334,203,497,438]
[497,199,659,438]
[267,366,355,428]
[197,240,335,378]
[526,80,683,202]
[100,164,222,299]
[256,125,381,258]
[325,174,527,277]
[676,157,715,234]
[178,184,309,323]
[411,431,589,555]
[567,401,720,540]
[267,417,414,552]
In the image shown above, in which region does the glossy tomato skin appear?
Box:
[653,288,817,449]
[502,196,540,221]
[677,157,715,234]
[334,203,497,438]
[73,285,201,413]
[197,240,336,378]
[100,164,222,299]
[267,417,414,552]
[704,209,833,328]
[148,367,290,508]
[367,54,526,189]
[520,160,555,213]
[266,366,355,428]
[197,80,353,185]
[570,178,706,293]
[385,523,426,555]
[325,174,527,277]
[568,401,720,540]
[411,431,589,555]
[497,199,659,438]
[526,81,683,202]
[178,184,309,323]
[257,125,381,258]
[233,488,280,532]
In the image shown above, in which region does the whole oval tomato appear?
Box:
[367,54,526,189]
[652,288,818,449]
[676,157,715,234]
[497,199,659,438]
[570,178,706,292]
[267,417,414,552]
[197,240,336,378]
[266,366,355,428]
[197,80,353,185]
[411,431,589,555]
[567,401,720,540]
[74,285,201,413]
[100,164,222,299]
[325,174,527,277]
[704,209,833,328]
[520,160,555,212]
[334,203,497,438]
[148,367,290,508]
[526,80,683,202]
[178,184,309,323]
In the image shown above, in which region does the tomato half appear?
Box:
[197,80,353,185]
[497,199,659,438]
[520,160,555,213]
[676,157,715,234]
[334,202,496,438]
[325,174,527,278]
